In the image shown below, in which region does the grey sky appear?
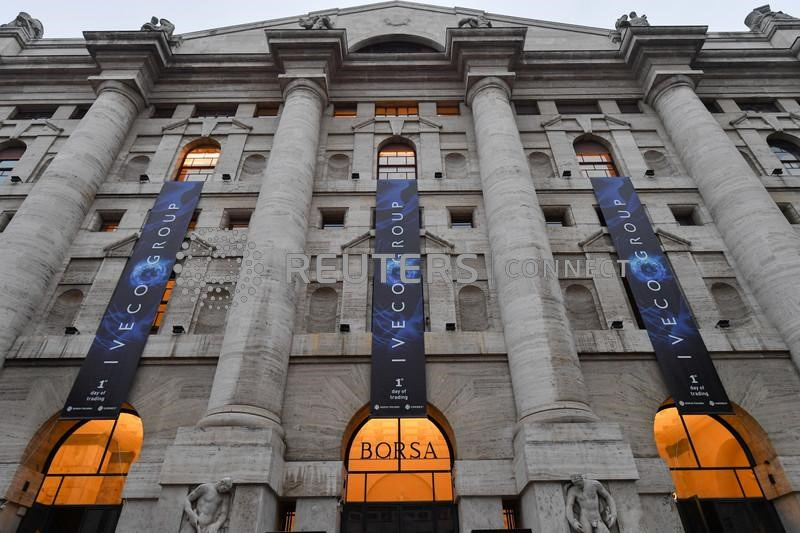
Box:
[1,1,789,38]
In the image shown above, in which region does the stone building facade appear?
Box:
[1,3,800,532]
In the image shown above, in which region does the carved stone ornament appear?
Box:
[298,14,335,29]
[614,11,649,31]
[565,474,618,533]
[140,16,176,39]
[1,12,44,39]
[745,4,797,32]
[457,15,492,28]
[179,477,233,533]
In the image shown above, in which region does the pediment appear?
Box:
[175,2,618,56]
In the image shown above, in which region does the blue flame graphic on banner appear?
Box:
[592,177,731,414]
[370,179,427,417]
[62,181,203,419]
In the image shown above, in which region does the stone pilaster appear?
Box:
[198,78,327,429]
[621,25,800,367]
[467,76,595,423]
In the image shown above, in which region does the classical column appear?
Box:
[467,77,595,423]
[649,75,800,364]
[199,78,326,429]
[0,80,145,361]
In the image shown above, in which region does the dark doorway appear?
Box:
[342,503,458,533]
[676,498,785,533]
[17,503,122,533]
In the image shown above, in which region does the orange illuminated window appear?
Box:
[574,140,619,178]
[151,276,175,333]
[654,405,765,500]
[175,146,220,182]
[436,102,460,116]
[35,412,143,506]
[344,417,453,503]
[334,103,358,117]
[375,102,418,117]
[378,144,416,180]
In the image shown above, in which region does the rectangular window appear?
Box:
[188,210,200,231]
[778,202,800,224]
[669,205,700,226]
[12,106,57,120]
[502,499,519,529]
[375,102,418,117]
[224,209,253,230]
[193,104,237,118]
[542,206,573,227]
[255,103,280,117]
[736,100,780,113]
[333,103,358,117]
[514,101,540,115]
[702,99,721,113]
[70,106,90,119]
[321,208,347,229]
[617,100,642,113]
[0,211,14,232]
[436,102,460,116]
[151,105,177,119]
[95,211,124,232]
[556,100,600,114]
[278,501,296,532]
[594,206,607,227]
[449,207,474,229]
[621,275,646,329]
[151,276,175,333]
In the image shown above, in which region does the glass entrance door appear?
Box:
[342,503,458,533]
[676,498,785,533]
[17,503,122,533]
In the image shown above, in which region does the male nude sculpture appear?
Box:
[565,474,617,533]
[180,477,232,533]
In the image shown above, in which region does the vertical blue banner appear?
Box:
[370,179,427,417]
[62,181,203,419]
[592,177,732,414]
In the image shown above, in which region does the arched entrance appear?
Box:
[16,409,143,533]
[341,409,457,533]
[654,403,785,532]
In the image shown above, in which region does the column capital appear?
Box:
[279,75,329,105]
[83,30,174,105]
[465,75,513,106]
[618,25,707,103]
[90,78,147,111]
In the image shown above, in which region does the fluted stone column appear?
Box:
[0,80,144,362]
[199,78,326,429]
[467,77,595,423]
[649,75,800,365]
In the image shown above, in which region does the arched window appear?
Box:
[769,139,800,176]
[0,141,26,183]
[326,153,351,180]
[308,286,338,333]
[563,283,602,330]
[239,153,267,181]
[528,151,555,179]
[378,142,416,180]
[444,153,467,179]
[122,155,151,182]
[574,139,619,178]
[643,150,674,177]
[653,404,786,532]
[16,410,144,532]
[45,288,84,335]
[344,417,453,503]
[35,412,143,506]
[175,143,220,182]
[458,285,489,331]
[710,282,750,326]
